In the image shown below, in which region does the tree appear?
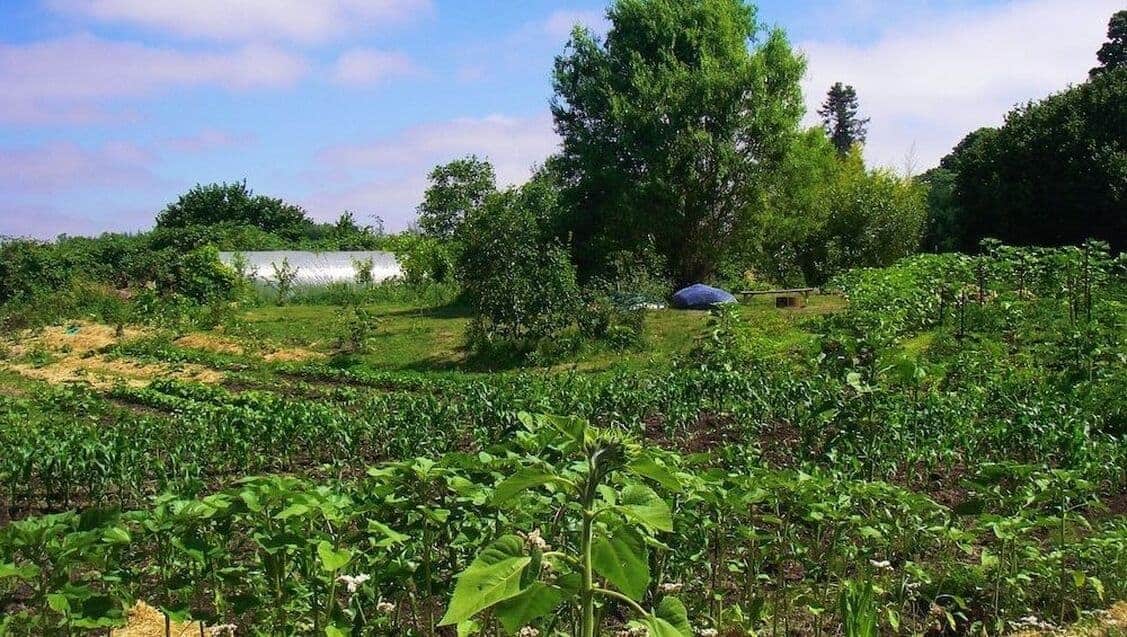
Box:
[817,82,870,155]
[155,181,311,240]
[458,176,579,345]
[940,69,1126,251]
[551,0,806,285]
[1091,10,1127,78]
[417,156,497,240]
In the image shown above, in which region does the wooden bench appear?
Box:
[739,287,818,308]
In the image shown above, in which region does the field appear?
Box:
[1,248,1125,636]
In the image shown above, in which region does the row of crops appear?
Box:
[1,243,1125,635]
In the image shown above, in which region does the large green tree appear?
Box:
[817,82,869,155]
[551,0,806,285]
[416,156,497,240]
[940,69,1126,251]
[155,181,310,239]
[1091,10,1127,78]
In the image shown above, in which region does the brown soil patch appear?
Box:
[111,601,233,636]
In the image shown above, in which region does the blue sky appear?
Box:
[0,0,1118,238]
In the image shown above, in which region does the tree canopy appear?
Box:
[417,156,497,240]
[934,69,1126,252]
[550,0,806,285]
[1091,9,1127,77]
[155,181,311,240]
[817,82,869,155]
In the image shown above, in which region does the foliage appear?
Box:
[154,181,311,241]
[459,182,580,346]
[933,69,1127,252]
[551,0,806,284]
[0,242,1124,634]
[818,82,870,155]
[269,257,299,305]
[753,140,927,285]
[1091,9,1127,77]
[416,156,497,241]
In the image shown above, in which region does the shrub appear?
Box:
[459,186,581,347]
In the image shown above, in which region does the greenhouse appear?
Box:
[217,251,402,287]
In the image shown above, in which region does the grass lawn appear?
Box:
[234,293,845,373]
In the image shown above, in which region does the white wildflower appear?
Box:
[869,559,892,570]
[376,600,396,614]
[337,573,371,593]
[518,627,540,637]
[658,582,683,593]
[698,629,718,637]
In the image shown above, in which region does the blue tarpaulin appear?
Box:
[671,284,736,309]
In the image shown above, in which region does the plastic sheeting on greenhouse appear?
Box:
[217,251,402,287]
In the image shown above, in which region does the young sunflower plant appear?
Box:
[439,412,692,637]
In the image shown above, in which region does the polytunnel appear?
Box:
[217,251,402,287]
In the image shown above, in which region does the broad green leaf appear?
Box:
[317,541,352,572]
[628,457,683,492]
[0,562,39,580]
[494,583,563,633]
[368,520,409,547]
[47,593,70,614]
[439,535,531,626]
[654,596,692,636]
[326,625,349,637]
[493,467,560,504]
[619,484,673,532]
[101,527,131,545]
[456,620,482,637]
[592,526,650,601]
[274,503,310,520]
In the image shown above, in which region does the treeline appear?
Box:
[2,1,1123,345]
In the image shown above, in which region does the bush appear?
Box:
[459,186,581,347]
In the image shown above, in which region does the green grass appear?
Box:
[229,294,845,373]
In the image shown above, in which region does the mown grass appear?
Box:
[231,293,845,373]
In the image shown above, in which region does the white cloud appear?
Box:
[800,0,1120,171]
[331,49,418,86]
[543,9,608,39]
[0,141,158,194]
[303,114,559,227]
[50,0,432,44]
[0,34,308,123]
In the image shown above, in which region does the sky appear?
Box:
[0,0,1119,239]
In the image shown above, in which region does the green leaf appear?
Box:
[654,596,692,636]
[635,616,690,637]
[592,526,650,601]
[47,593,70,614]
[368,520,409,547]
[101,527,131,545]
[456,620,481,637]
[439,535,531,626]
[326,625,349,637]
[493,467,560,504]
[619,484,673,532]
[275,503,310,520]
[629,457,683,493]
[0,562,39,580]
[494,583,563,633]
[317,541,352,572]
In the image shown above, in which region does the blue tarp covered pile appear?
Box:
[671,284,736,309]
